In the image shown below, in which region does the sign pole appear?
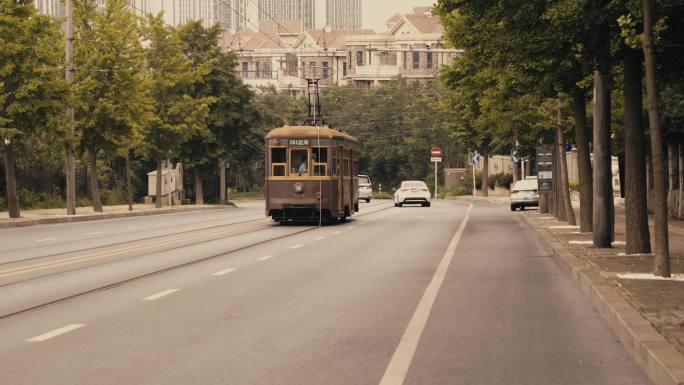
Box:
[434,161,438,198]
[472,164,476,196]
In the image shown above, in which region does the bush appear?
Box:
[18,188,65,209]
[0,195,6,211]
[76,196,92,208]
[568,180,579,192]
[439,186,472,198]
[102,185,128,206]
[495,173,513,189]
[372,191,393,199]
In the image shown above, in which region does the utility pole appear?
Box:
[65,0,76,216]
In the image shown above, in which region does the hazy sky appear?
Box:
[362,0,436,31]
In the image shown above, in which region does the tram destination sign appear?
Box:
[288,139,310,146]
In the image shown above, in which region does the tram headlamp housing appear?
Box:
[293,183,304,194]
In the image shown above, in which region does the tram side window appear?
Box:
[290,149,309,176]
[343,158,350,176]
[271,148,286,176]
[312,147,328,176]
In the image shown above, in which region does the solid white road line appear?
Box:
[212,268,236,276]
[348,226,355,229]
[569,240,593,245]
[617,273,684,281]
[142,289,180,301]
[35,238,56,242]
[158,222,169,225]
[27,324,85,342]
[549,225,579,229]
[290,244,304,249]
[314,236,325,241]
[257,255,275,261]
[379,203,473,385]
[127,226,141,230]
[86,231,102,235]
[333,231,341,235]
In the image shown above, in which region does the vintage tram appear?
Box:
[265,125,359,224]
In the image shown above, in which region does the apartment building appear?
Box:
[222,7,460,92]
[214,0,248,31]
[345,7,461,86]
[326,0,361,30]
[222,20,373,95]
[257,0,316,30]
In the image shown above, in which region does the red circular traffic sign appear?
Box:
[431,147,442,157]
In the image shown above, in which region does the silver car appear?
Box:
[510,179,539,211]
[358,175,372,203]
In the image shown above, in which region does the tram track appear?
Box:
[0,202,394,322]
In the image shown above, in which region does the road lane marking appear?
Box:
[35,238,56,242]
[568,240,592,245]
[27,324,85,342]
[142,289,180,301]
[348,226,355,229]
[333,231,341,234]
[617,273,684,281]
[159,222,169,225]
[127,226,141,230]
[549,225,579,229]
[257,255,275,261]
[314,236,325,241]
[0,222,267,278]
[86,231,102,235]
[212,268,236,276]
[290,244,304,249]
[379,203,473,385]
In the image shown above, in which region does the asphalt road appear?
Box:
[0,200,652,385]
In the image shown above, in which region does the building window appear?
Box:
[255,62,261,78]
[348,52,352,66]
[427,52,433,69]
[412,51,420,69]
[368,50,372,65]
[322,62,329,78]
[403,51,407,69]
[356,51,363,66]
[343,62,347,76]
[241,62,248,78]
[309,61,316,77]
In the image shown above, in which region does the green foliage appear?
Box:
[372,191,393,200]
[439,186,471,198]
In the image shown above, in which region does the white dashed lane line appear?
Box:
[86,231,102,235]
[27,324,85,342]
[348,226,355,229]
[35,238,56,242]
[290,244,304,249]
[142,289,180,301]
[314,236,325,241]
[212,268,236,276]
[257,255,275,261]
[333,231,341,235]
[127,226,141,230]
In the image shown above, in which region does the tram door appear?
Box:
[337,146,344,215]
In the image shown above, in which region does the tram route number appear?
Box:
[289,139,310,146]
[293,193,305,198]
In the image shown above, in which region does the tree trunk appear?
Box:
[219,159,227,205]
[668,143,679,214]
[125,150,133,212]
[65,146,76,215]
[592,69,613,248]
[557,126,576,225]
[677,143,684,218]
[618,154,626,198]
[480,155,489,197]
[623,45,651,254]
[643,0,670,276]
[155,159,162,208]
[87,146,103,212]
[3,143,20,218]
[551,128,563,220]
[195,169,204,205]
[572,87,593,232]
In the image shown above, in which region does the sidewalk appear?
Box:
[522,210,684,385]
[0,203,228,229]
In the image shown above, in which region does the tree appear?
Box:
[0,0,67,218]
[140,13,209,208]
[642,0,670,276]
[72,0,147,212]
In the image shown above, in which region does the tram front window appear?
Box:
[271,148,286,176]
[313,147,328,176]
[291,149,308,176]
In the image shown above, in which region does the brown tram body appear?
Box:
[265,125,360,223]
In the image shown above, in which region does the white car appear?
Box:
[358,175,372,203]
[394,180,431,207]
[510,179,539,211]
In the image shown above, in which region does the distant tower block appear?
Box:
[326,0,361,30]
[258,0,316,29]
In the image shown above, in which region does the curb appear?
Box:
[520,214,684,385]
[0,205,234,230]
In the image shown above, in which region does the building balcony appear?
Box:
[350,65,401,78]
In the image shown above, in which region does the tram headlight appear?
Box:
[293,183,304,194]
